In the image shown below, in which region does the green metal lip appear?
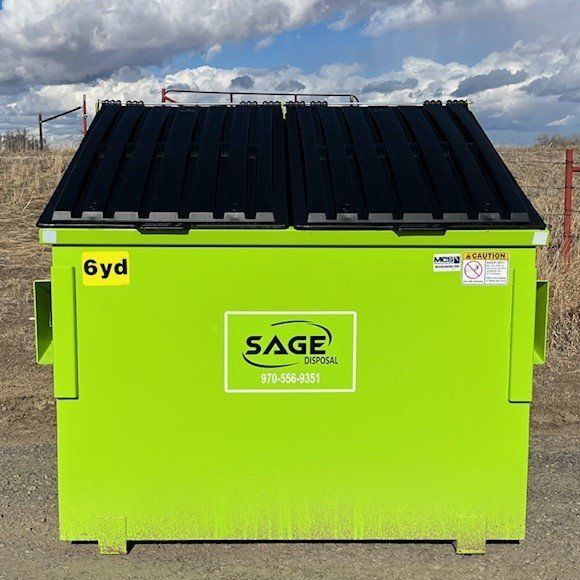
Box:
[39,227,550,248]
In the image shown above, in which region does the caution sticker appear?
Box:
[82,252,130,286]
[461,251,509,286]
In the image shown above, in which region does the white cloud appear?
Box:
[2,34,579,142]
[362,0,547,35]
[204,44,222,62]
[255,37,275,52]
[0,0,352,88]
[0,0,571,92]
[525,63,580,101]
[547,114,575,126]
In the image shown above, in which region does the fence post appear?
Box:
[563,148,580,271]
[82,94,88,135]
[161,87,177,103]
[36,103,85,147]
[563,150,574,271]
[38,113,43,151]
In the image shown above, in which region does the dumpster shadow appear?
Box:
[73,538,519,555]
[124,538,521,554]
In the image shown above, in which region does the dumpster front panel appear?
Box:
[52,244,536,544]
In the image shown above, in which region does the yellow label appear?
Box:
[81,252,130,286]
[462,251,509,261]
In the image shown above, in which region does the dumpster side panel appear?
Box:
[51,266,78,399]
[508,267,537,402]
[52,245,537,543]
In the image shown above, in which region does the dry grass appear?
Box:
[0,146,578,430]
[499,146,580,361]
[0,150,72,320]
[499,146,580,420]
[0,150,75,443]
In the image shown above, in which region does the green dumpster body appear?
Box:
[36,226,549,555]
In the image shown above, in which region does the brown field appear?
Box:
[0,146,578,443]
[0,147,578,577]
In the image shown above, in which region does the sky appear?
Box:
[0,0,578,145]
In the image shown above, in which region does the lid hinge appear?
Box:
[138,223,190,234]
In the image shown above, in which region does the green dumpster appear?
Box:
[35,101,549,555]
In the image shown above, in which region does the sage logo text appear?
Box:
[243,320,337,368]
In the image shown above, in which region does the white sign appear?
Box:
[433,254,461,272]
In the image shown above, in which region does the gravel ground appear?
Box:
[1,425,578,579]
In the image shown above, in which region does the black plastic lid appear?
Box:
[38,103,288,229]
[38,102,545,231]
[286,102,544,229]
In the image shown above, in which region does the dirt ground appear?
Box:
[0,148,579,577]
[0,426,578,579]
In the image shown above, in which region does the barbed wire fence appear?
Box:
[38,95,87,150]
[40,110,85,149]
[0,96,88,153]
[499,146,579,271]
